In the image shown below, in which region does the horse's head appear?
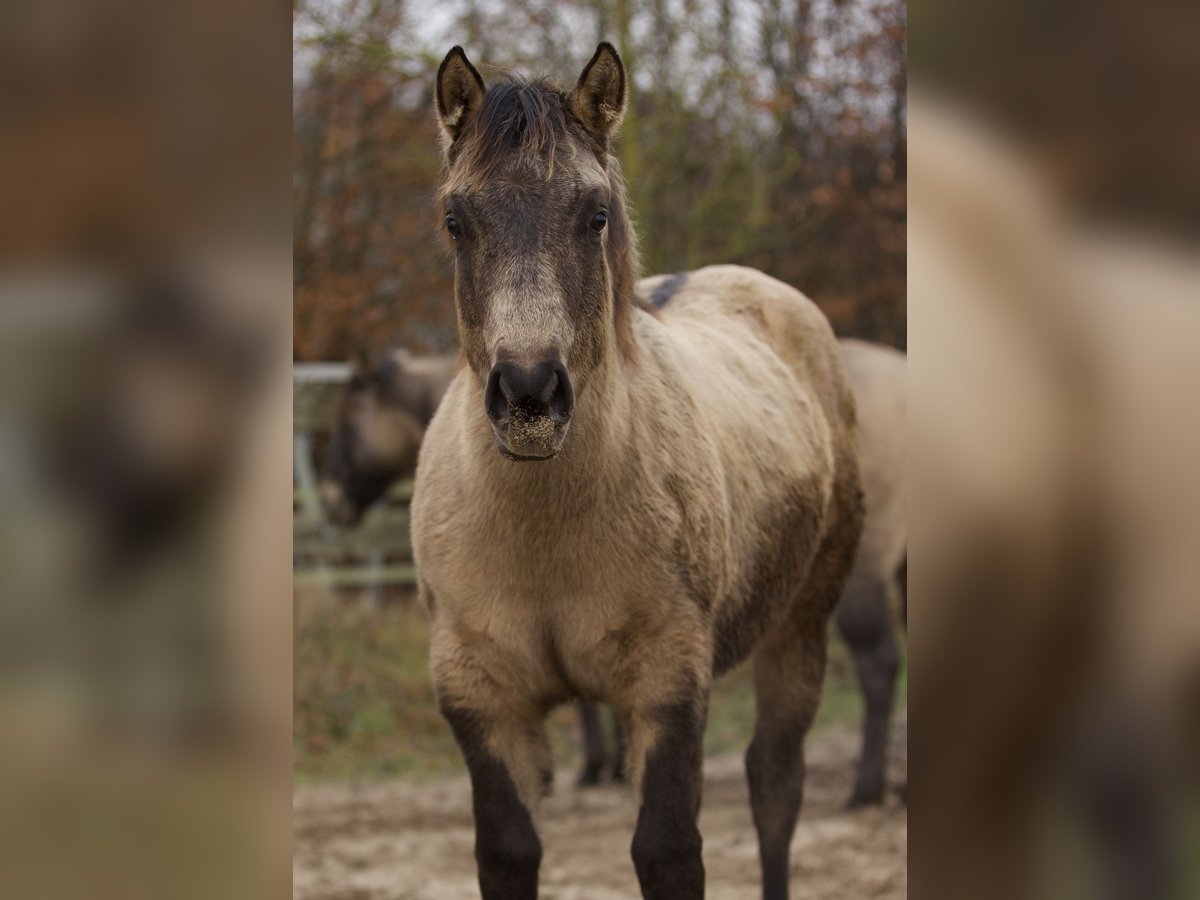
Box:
[434,44,637,461]
[320,349,426,526]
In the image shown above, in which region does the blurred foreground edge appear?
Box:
[0,1,293,898]
[909,88,1200,900]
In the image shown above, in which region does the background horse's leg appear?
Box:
[1069,701,1174,900]
[835,573,901,807]
[610,706,627,782]
[577,702,607,786]
[439,701,551,900]
[746,613,827,900]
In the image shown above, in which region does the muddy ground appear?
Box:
[294,721,906,899]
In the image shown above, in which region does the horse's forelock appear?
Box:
[451,79,568,182]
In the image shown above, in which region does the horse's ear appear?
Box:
[435,46,486,150]
[569,43,626,150]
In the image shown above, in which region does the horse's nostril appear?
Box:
[538,370,559,405]
[484,366,509,423]
[547,361,574,421]
[485,360,574,423]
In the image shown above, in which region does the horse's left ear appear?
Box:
[570,43,626,150]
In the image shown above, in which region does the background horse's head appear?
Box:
[434,44,638,460]
[320,349,434,526]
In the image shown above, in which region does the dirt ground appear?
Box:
[293,721,906,899]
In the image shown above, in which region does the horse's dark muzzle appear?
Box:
[484,358,574,459]
[484,359,574,426]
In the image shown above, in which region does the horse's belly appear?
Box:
[710,471,832,674]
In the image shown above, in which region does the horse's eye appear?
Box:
[445,215,462,240]
[590,210,608,233]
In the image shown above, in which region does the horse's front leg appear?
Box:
[624,674,710,900]
[433,641,552,899]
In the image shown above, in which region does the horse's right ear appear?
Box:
[435,47,486,150]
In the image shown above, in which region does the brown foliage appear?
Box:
[293,0,907,360]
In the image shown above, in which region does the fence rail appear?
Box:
[294,363,417,596]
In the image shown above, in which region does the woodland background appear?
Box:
[293,0,906,361]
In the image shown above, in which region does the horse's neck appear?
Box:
[570,350,635,458]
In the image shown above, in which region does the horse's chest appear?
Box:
[422,498,686,696]
[432,501,639,590]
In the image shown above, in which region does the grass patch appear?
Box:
[295,588,906,782]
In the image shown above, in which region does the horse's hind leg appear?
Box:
[746,612,827,900]
[836,572,900,807]
[748,466,863,900]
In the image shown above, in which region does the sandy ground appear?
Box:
[294,721,906,899]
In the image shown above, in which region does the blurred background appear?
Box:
[1,1,292,898]
[907,1,1200,898]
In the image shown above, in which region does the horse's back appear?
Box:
[651,265,856,447]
